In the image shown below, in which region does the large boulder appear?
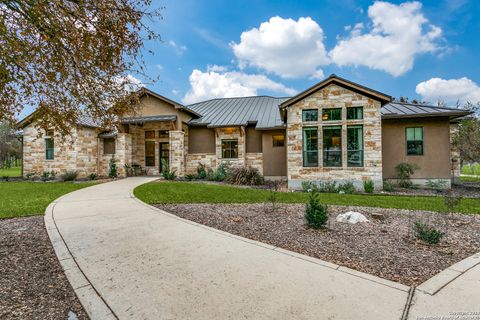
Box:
[336,211,369,224]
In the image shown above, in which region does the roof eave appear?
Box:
[382,111,473,120]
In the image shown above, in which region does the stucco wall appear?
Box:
[382,117,451,180]
[188,127,215,153]
[262,130,287,177]
[286,83,383,190]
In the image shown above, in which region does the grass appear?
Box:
[134,181,480,215]
[0,181,94,219]
[0,166,21,177]
[461,175,480,183]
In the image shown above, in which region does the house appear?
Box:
[17,74,471,189]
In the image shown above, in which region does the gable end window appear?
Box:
[322,108,342,121]
[45,130,54,160]
[302,109,318,122]
[347,107,363,120]
[302,127,318,167]
[103,138,116,155]
[222,139,238,159]
[406,127,423,155]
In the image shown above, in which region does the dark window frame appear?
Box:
[221,139,239,159]
[406,127,424,156]
[302,127,318,167]
[322,108,342,121]
[45,132,54,160]
[322,126,342,167]
[145,141,155,166]
[158,130,169,138]
[302,109,318,122]
[347,107,363,120]
[347,125,363,167]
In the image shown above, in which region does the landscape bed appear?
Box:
[155,203,480,286]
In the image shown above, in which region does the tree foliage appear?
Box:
[452,119,480,163]
[0,120,21,168]
[0,0,161,134]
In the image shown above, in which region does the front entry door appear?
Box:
[159,142,170,172]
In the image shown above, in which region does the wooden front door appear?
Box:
[159,142,170,172]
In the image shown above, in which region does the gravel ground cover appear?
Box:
[0,216,88,319]
[156,203,480,286]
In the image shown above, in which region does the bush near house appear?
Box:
[461,164,473,175]
[395,163,418,188]
[363,180,374,193]
[225,166,264,186]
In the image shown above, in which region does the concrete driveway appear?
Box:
[45,178,480,319]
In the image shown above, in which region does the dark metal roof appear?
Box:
[382,102,472,119]
[120,115,177,124]
[187,96,289,129]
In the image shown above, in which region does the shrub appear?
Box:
[109,156,117,178]
[413,222,444,244]
[304,190,328,229]
[383,179,395,192]
[185,174,196,181]
[363,180,374,193]
[25,172,35,180]
[461,164,472,175]
[88,173,97,180]
[301,181,317,192]
[161,159,176,180]
[474,163,480,176]
[426,179,448,189]
[196,163,207,179]
[338,181,355,194]
[41,171,56,182]
[226,166,264,185]
[395,163,418,188]
[317,181,339,193]
[61,170,78,181]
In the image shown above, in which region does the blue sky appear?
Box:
[137,0,480,106]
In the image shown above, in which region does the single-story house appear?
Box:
[17,74,471,189]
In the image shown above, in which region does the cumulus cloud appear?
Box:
[231,16,329,78]
[182,69,296,104]
[416,77,480,104]
[329,1,442,76]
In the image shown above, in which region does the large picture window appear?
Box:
[145,141,155,166]
[323,126,342,167]
[322,108,342,121]
[302,109,318,122]
[347,125,363,167]
[302,127,318,167]
[222,139,238,158]
[347,107,363,120]
[406,127,423,155]
[45,131,54,160]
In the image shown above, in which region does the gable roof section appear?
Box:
[138,88,201,117]
[187,96,290,129]
[280,74,392,109]
[382,102,472,119]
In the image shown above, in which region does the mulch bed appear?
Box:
[0,216,88,320]
[156,203,480,286]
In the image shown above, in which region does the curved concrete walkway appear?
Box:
[45,178,480,319]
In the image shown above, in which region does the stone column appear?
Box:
[115,133,132,177]
[169,130,185,177]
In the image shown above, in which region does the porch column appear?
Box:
[116,133,132,177]
[169,130,185,177]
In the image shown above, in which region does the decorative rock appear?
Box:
[336,211,369,224]
[371,213,385,220]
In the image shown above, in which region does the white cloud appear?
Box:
[155,64,163,71]
[167,40,187,54]
[329,1,442,76]
[182,69,296,104]
[171,89,179,95]
[231,16,329,78]
[416,77,480,104]
[114,74,144,92]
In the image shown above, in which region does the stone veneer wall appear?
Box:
[286,83,383,190]
[169,130,185,177]
[185,154,217,174]
[98,133,132,177]
[245,152,263,175]
[215,127,246,167]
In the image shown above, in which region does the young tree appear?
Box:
[0,121,21,168]
[452,119,480,163]
[0,0,161,134]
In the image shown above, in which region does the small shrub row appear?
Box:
[301,180,375,194]
[461,163,480,176]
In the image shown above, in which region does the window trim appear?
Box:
[145,141,155,167]
[322,125,342,167]
[405,127,424,156]
[302,127,318,167]
[221,139,239,159]
[302,109,318,122]
[346,106,364,120]
[322,108,342,121]
[45,137,54,160]
[347,125,364,167]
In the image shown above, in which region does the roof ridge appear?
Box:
[187,95,291,106]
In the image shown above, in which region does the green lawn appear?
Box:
[0,166,21,177]
[461,175,480,183]
[134,181,480,215]
[0,182,94,219]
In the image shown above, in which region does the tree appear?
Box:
[452,119,480,163]
[0,0,161,134]
[0,121,21,168]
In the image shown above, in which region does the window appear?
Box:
[302,127,318,167]
[347,107,363,120]
[347,125,363,167]
[45,130,54,160]
[322,108,342,121]
[272,134,285,147]
[158,130,169,138]
[222,139,238,158]
[302,109,318,122]
[145,141,155,166]
[145,130,155,139]
[323,126,342,167]
[103,138,116,155]
[406,127,423,155]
